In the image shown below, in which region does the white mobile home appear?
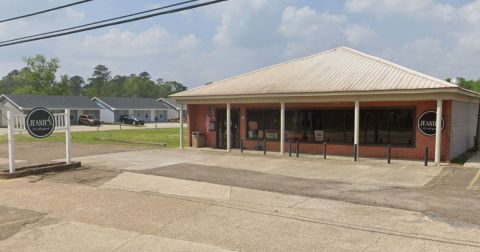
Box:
[92,96,173,124]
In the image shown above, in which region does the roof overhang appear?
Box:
[172,88,480,104]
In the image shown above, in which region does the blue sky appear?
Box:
[0,0,480,88]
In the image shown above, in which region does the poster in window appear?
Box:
[314,130,324,142]
[248,121,258,130]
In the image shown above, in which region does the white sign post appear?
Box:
[65,109,72,164]
[6,109,72,173]
[7,111,16,173]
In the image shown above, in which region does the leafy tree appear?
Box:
[158,81,187,97]
[50,75,70,95]
[21,55,59,94]
[0,55,188,98]
[87,65,111,96]
[139,71,151,81]
[447,77,480,92]
[105,75,128,97]
[0,69,24,94]
[68,76,85,96]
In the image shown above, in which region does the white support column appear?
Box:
[65,109,72,164]
[280,102,285,155]
[226,103,231,152]
[354,101,360,160]
[7,111,15,173]
[179,104,184,149]
[434,99,443,166]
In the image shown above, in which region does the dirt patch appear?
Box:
[28,166,123,187]
[0,142,149,169]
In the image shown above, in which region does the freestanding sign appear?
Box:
[7,109,71,174]
[25,108,55,138]
[418,111,444,136]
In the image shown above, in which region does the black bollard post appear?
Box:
[424,146,429,166]
[354,144,358,161]
[240,139,244,154]
[296,141,300,158]
[387,145,392,164]
[289,140,292,157]
[324,142,327,159]
[264,139,267,155]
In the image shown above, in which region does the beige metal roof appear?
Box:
[172,47,478,99]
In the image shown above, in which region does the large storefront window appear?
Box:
[247,108,414,146]
[360,109,414,146]
[284,109,354,143]
[247,110,280,140]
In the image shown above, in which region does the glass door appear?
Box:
[216,109,240,149]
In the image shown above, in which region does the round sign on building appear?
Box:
[417,111,444,136]
[25,108,56,138]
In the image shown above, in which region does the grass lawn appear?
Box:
[0,128,187,148]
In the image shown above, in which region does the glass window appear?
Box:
[344,110,354,143]
[360,109,414,146]
[247,110,280,140]
[247,110,262,139]
[285,110,325,142]
[389,109,414,146]
[325,110,346,143]
[247,108,413,146]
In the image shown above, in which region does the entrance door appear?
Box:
[216,109,240,149]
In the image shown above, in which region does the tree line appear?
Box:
[446,77,480,92]
[0,55,187,98]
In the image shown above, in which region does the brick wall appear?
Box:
[187,100,452,161]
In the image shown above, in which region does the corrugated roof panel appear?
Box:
[173,47,465,98]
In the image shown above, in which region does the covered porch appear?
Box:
[179,98,449,165]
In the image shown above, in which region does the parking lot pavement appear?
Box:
[1,171,480,251]
[78,148,442,188]
[0,122,183,135]
[75,148,480,225]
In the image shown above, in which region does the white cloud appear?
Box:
[380,38,447,80]
[344,0,375,12]
[278,6,346,38]
[346,0,433,14]
[460,0,480,26]
[277,5,378,57]
[251,0,267,10]
[343,24,377,46]
[178,34,201,51]
[345,0,455,21]
[64,7,85,21]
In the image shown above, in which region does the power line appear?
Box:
[0,0,94,24]
[0,0,227,48]
[0,0,199,45]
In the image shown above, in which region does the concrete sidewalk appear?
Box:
[78,148,442,188]
[464,152,480,168]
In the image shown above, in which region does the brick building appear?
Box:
[172,47,480,164]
